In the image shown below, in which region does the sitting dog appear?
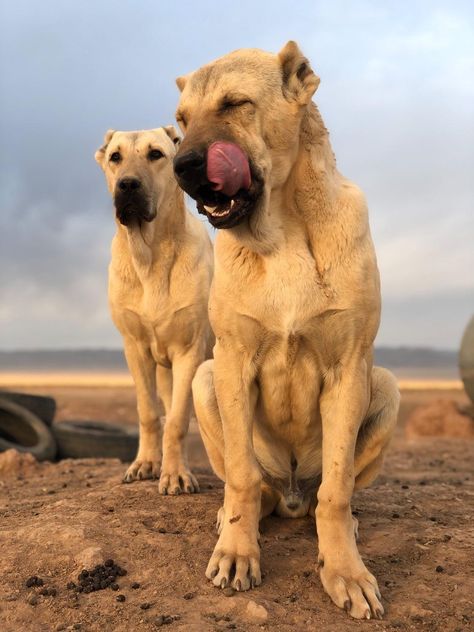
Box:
[173,43,400,618]
[95,126,213,493]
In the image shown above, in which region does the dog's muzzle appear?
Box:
[114,177,154,226]
[173,142,263,229]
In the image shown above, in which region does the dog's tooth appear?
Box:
[230,199,235,209]
[204,205,217,213]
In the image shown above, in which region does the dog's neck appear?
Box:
[115,181,186,282]
[231,102,339,257]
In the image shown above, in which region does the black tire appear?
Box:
[0,391,56,426]
[51,420,138,462]
[460,315,474,403]
[0,397,57,461]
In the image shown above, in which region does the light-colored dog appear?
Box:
[173,43,400,618]
[95,126,213,493]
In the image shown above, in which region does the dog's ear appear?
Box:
[94,129,116,168]
[163,125,181,147]
[278,41,320,106]
[175,74,189,92]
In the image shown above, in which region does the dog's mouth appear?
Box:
[114,193,155,227]
[195,179,262,229]
[115,204,155,227]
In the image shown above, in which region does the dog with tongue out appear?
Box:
[174,42,399,623]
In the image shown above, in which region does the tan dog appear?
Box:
[174,43,400,618]
[95,126,213,493]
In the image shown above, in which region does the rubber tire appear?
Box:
[0,397,57,461]
[51,420,138,462]
[460,315,474,403]
[0,391,56,426]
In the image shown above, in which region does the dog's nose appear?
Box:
[173,150,206,184]
[117,177,141,193]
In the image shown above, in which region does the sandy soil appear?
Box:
[0,385,473,631]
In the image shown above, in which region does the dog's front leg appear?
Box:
[158,350,202,495]
[316,360,383,620]
[205,343,261,592]
[122,339,162,483]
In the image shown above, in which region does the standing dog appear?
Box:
[95,126,213,493]
[174,43,400,618]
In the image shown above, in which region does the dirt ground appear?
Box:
[0,385,473,631]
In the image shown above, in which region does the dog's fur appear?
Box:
[95,126,213,492]
[175,43,400,618]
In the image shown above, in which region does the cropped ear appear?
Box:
[94,129,116,168]
[278,41,320,106]
[175,75,188,92]
[162,125,181,147]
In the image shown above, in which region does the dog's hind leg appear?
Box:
[354,367,400,490]
[123,339,162,483]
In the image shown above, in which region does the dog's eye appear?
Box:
[221,99,254,111]
[176,113,187,128]
[148,149,164,161]
[109,151,121,163]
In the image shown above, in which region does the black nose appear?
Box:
[117,177,141,192]
[173,150,206,185]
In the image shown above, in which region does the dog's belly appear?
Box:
[253,333,324,502]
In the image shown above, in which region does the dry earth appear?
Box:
[0,385,473,632]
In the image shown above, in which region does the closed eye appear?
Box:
[220,98,254,112]
[148,148,164,161]
[175,111,188,128]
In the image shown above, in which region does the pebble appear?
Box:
[436,565,444,573]
[152,614,181,628]
[27,595,39,606]
[223,587,235,597]
[116,594,126,602]
[131,582,140,589]
[140,602,151,610]
[245,600,268,623]
[183,592,195,600]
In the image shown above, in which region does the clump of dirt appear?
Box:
[405,399,474,439]
[0,448,39,478]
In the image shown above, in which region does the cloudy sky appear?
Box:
[0,1,472,351]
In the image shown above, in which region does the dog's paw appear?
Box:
[123,460,161,483]
[205,529,261,592]
[158,467,199,495]
[319,556,383,620]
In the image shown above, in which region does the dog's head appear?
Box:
[173,41,319,230]
[95,126,181,227]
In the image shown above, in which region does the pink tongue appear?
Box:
[206,141,251,197]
